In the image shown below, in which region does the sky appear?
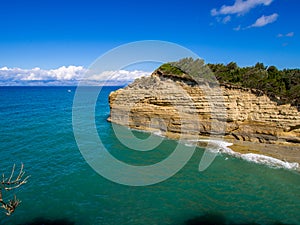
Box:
[0,0,299,85]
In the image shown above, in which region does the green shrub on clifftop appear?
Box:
[156,58,300,108]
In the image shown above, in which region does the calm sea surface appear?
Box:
[0,86,299,225]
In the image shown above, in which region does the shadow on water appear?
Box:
[182,213,295,225]
[17,217,75,225]
[14,214,296,225]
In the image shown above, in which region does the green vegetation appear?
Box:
[208,62,300,108]
[157,58,300,108]
[157,58,214,82]
[158,63,185,76]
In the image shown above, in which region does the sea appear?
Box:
[0,86,299,225]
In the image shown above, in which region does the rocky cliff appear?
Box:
[108,69,300,146]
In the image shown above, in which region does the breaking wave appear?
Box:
[185,139,299,170]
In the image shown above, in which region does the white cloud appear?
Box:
[233,25,241,31]
[0,66,85,82]
[286,32,294,37]
[0,66,151,86]
[277,32,294,38]
[84,70,151,86]
[222,15,231,24]
[211,8,218,16]
[87,70,149,81]
[249,13,278,28]
[211,0,273,16]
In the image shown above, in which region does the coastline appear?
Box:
[229,140,300,170]
[108,63,300,172]
[115,123,300,171]
[183,137,300,171]
[180,135,299,171]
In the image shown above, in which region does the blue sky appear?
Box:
[0,0,299,85]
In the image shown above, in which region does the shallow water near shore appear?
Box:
[0,86,299,225]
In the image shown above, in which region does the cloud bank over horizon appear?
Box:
[0,66,151,86]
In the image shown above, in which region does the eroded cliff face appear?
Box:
[108,71,300,145]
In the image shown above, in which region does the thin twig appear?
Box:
[0,163,29,216]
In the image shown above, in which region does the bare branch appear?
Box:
[8,164,15,183]
[0,194,21,216]
[0,163,29,216]
[16,163,24,181]
[1,163,30,189]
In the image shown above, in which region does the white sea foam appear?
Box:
[183,142,196,147]
[128,127,166,139]
[187,139,236,154]
[186,138,299,170]
[153,130,164,137]
[127,127,299,171]
[241,153,299,170]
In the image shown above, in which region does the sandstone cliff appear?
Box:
[108,69,300,147]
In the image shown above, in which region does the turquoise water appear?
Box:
[0,86,299,225]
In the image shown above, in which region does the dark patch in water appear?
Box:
[17,217,75,225]
[182,213,296,225]
[184,213,227,225]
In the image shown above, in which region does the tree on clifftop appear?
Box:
[159,58,300,109]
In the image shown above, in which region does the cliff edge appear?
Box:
[108,63,300,165]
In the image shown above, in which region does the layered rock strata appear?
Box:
[108,71,300,145]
